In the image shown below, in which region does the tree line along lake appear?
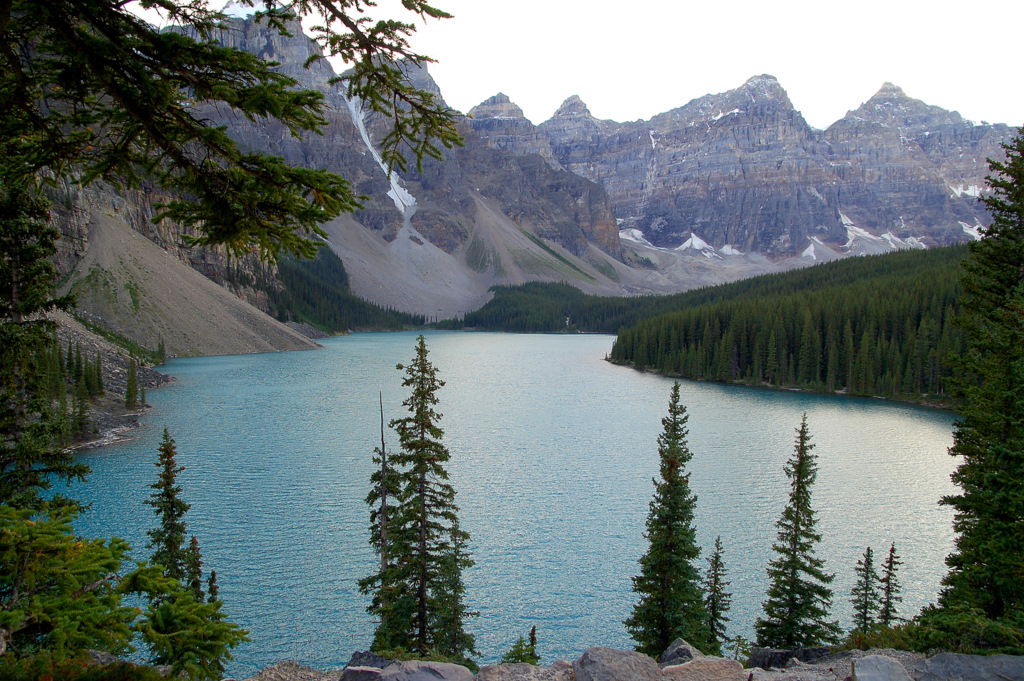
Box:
[66,331,956,677]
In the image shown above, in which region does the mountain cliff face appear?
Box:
[471,76,1013,258]
[52,13,1018,341]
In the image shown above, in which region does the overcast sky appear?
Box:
[391,0,1023,129]
[150,1,1023,130]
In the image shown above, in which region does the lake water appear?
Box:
[68,331,956,676]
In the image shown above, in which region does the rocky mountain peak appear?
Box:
[841,82,964,129]
[552,95,593,118]
[469,93,527,120]
[737,74,793,105]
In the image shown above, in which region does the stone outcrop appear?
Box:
[658,638,703,667]
[573,646,663,681]
[909,652,1024,681]
[379,660,474,681]
[662,657,744,681]
[851,654,912,681]
[476,660,573,681]
[747,646,832,670]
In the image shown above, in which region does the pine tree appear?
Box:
[207,570,220,603]
[936,129,1024,624]
[878,542,902,627]
[363,336,474,660]
[126,361,138,410]
[0,184,83,508]
[431,518,478,664]
[146,429,190,581]
[703,536,732,655]
[359,393,404,649]
[850,546,881,633]
[624,382,711,656]
[185,535,205,601]
[755,415,840,647]
[501,625,540,665]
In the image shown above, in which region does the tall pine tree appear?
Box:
[878,542,902,628]
[146,428,190,581]
[936,129,1024,625]
[850,546,881,634]
[624,382,711,656]
[363,336,474,661]
[755,415,840,647]
[703,536,732,655]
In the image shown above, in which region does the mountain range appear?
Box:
[51,12,1016,354]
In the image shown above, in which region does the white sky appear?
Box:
[143,0,1023,130]
[395,0,1023,129]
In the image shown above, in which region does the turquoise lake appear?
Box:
[67,331,956,676]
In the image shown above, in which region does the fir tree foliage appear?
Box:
[624,382,711,656]
[850,546,881,634]
[500,626,540,665]
[0,184,84,509]
[703,536,732,655]
[125,361,139,410]
[935,128,1024,629]
[0,505,247,676]
[146,428,190,582]
[185,535,205,601]
[362,336,475,663]
[879,542,902,628]
[755,415,840,647]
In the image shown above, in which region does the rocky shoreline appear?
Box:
[235,641,1024,681]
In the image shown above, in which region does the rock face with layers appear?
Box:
[470,76,1014,257]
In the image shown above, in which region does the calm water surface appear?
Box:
[68,331,955,675]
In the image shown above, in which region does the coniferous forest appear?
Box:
[609,247,965,401]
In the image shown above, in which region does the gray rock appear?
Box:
[348,651,394,669]
[342,667,384,681]
[909,652,1024,681]
[242,660,342,681]
[379,660,473,681]
[662,657,744,681]
[659,638,703,667]
[573,647,662,681]
[475,660,573,681]
[747,648,832,670]
[852,655,911,681]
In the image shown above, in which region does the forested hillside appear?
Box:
[610,247,966,401]
[266,248,425,332]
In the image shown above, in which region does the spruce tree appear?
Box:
[624,382,710,656]
[936,129,1024,623]
[501,626,540,665]
[850,546,881,633]
[878,542,902,627]
[126,361,138,410]
[359,393,404,650]
[363,336,474,660]
[146,428,190,581]
[755,415,840,647]
[0,184,83,508]
[185,535,205,601]
[703,536,732,655]
[207,570,220,603]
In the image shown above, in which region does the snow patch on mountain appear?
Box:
[720,244,744,256]
[949,183,983,198]
[676,232,721,259]
[619,228,655,247]
[343,94,417,226]
[960,221,983,241]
